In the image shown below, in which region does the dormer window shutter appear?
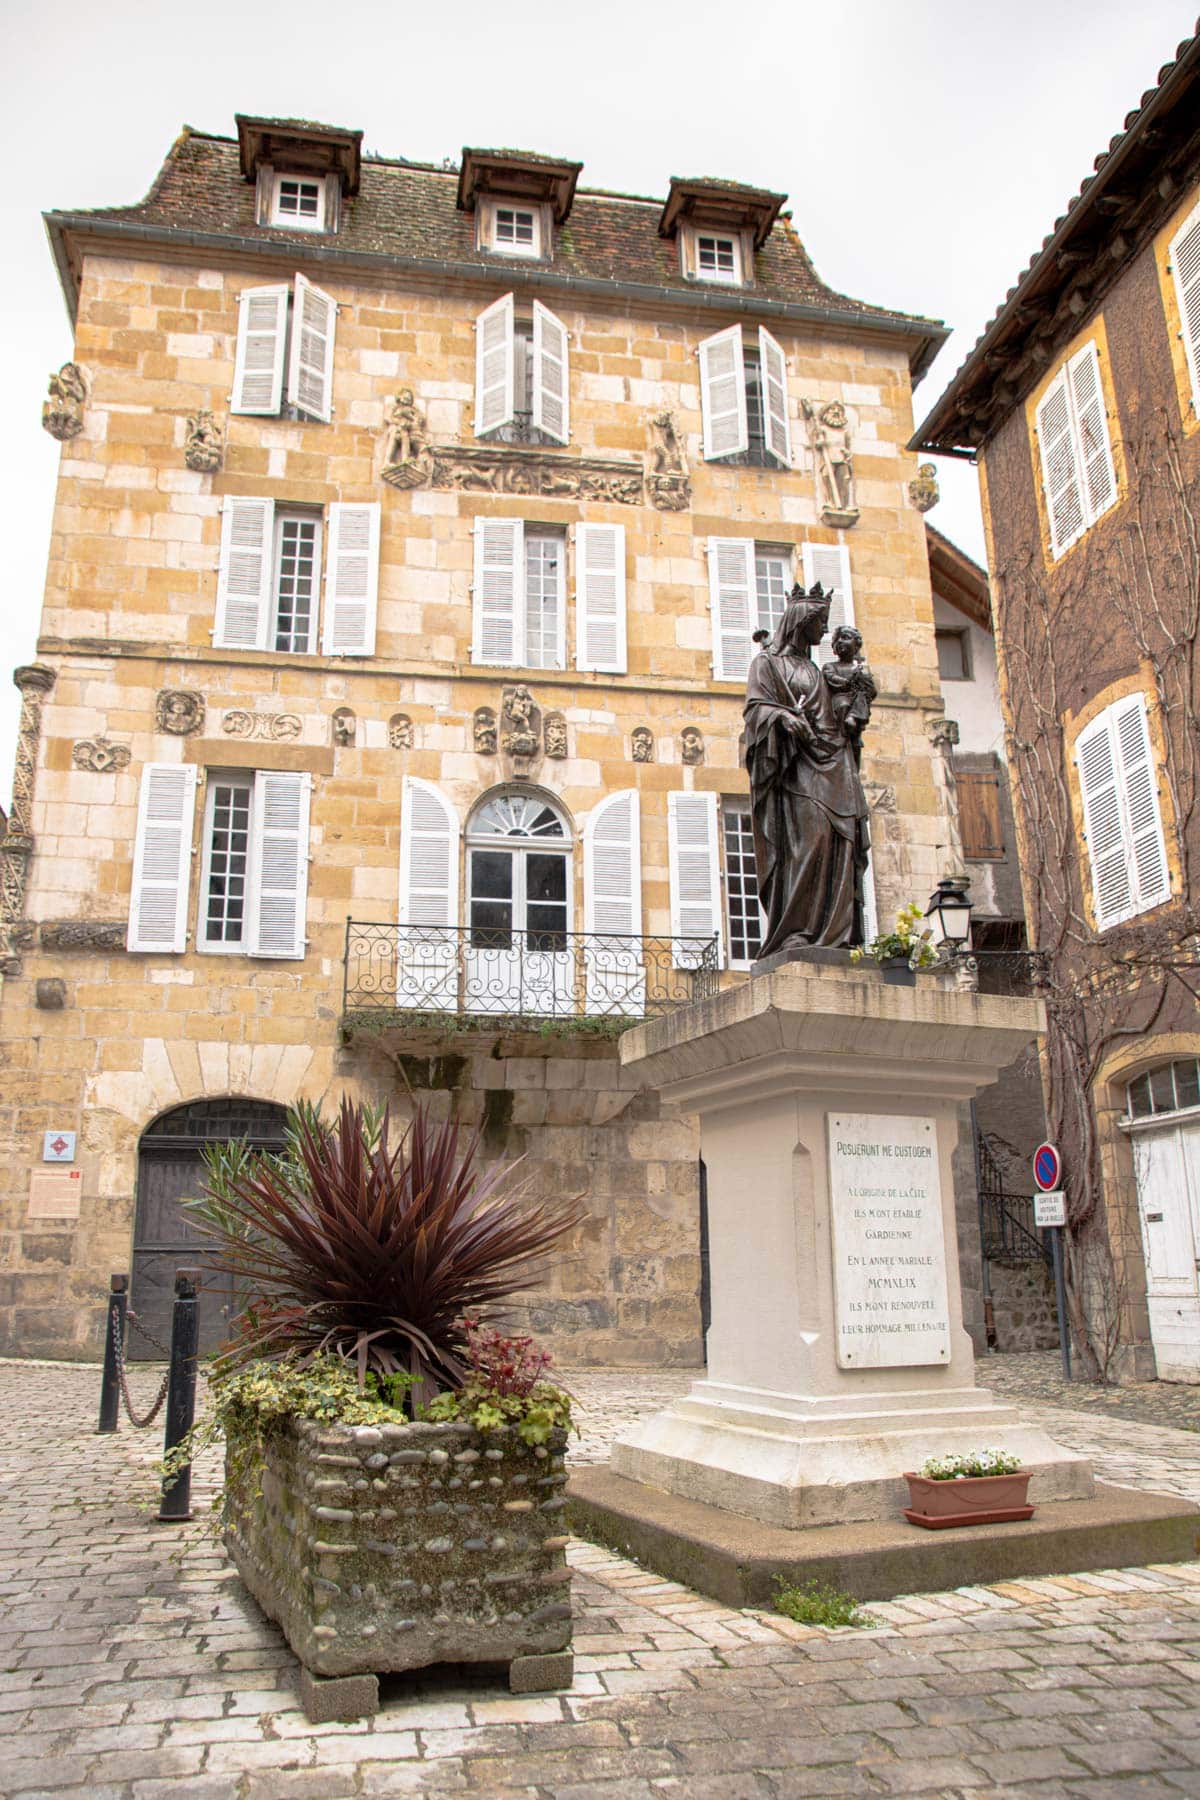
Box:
[248,772,311,959]
[472,516,522,666]
[322,502,380,656]
[474,294,516,436]
[698,325,748,461]
[531,301,570,445]
[1066,342,1116,523]
[287,273,337,422]
[758,327,791,467]
[801,541,854,665]
[1169,201,1200,412]
[1035,366,1084,557]
[668,790,723,969]
[231,284,289,415]
[214,497,274,650]
[127,763,198,954]
[707,537,756,682]
[576,523,627,673]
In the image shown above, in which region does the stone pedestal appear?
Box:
[612,962,1094,1528]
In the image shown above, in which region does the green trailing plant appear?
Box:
[773,1578,876,1629]
[850,901,939,971]
[186,1098,585,1398]
[424,1318,572,1445]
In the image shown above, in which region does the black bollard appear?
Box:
[158,1269,200,1522]
[97,1273,129,1434]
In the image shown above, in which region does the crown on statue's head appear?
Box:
[789,580,831,609]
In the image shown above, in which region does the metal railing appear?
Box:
[978,1136,1050,1265]
[342,922,720,1022]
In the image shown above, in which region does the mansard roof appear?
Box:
[44,125,946,375]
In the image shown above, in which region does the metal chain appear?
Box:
[126,1310,172,1360]
[112,1303,169,1429]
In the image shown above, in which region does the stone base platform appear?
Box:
[568,1465,1200,1610]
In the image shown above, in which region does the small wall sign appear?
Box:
[1033,1142,1062,1191]
[28,1168,83,1220]
[1033,1189,1066,1229]
[42,1130,77,1163]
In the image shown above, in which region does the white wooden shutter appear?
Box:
[322,502,380,655]
[802,540,854,665]
[1078,709,1133,928]
[1035,366,1084,558]
[531,300,570,445]
[576,522,626,673]
[583,788,643,1016]
[758,326,791,467]
[231,283,289,415]
[708,537,756,682]
[698,325,748,460]
[668,790,723,968]
[472,516,523,665]
[127,763,197,953]
[474,294,515,436]
[1170,201,1200,414]
[214,497,274,649]
[287,273,337,422]
[248,771,311,959]
[399,776,459,1011]
[1115,695,1170,915]
[1066,342,1117,526]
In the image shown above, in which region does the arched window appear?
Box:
[465,791,572,953]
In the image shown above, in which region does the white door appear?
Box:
[1131,1118,1200,1381]
[464,794,574,1017]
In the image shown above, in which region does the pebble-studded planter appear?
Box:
[223,1415,573,1720]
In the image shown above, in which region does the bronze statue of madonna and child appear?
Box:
[743,582,875,958]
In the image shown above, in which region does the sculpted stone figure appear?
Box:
[381,390,431,488]
[184,409,224,473]
[743,584,876,955]
[42,363,87,441]
[802,398,857,521]
[631,726,654,764]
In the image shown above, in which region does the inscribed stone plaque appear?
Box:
[28,1168,83,1220]
[828,1113,950,1369]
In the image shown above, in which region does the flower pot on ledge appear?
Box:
[223,1414,573,1717]
[879,955,916,987]
[903,1468,1034,1529]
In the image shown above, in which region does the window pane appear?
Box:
[274,516,318,653]
[936,629,969,681]
[470,849,512,900]
[277,179,321,219]
[204,781,251,945]
[513,324,534,416]
[722,803,762,964]
[469,846,513,949]
[698,235,736,275]
[1174,1059,1200,1110]
[525,535,562,668]
[496,207,535,246]
[526,854,567,904]
[755,553,790,638]
[744,353,765,451]
[1127,1072,1152,1118]
[1150,1064,1176,1114]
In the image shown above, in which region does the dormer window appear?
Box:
[660,176,785,291]
[270,174,327,230]
[480,197,545,260]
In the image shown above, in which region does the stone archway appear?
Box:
[131,1098,288,1358]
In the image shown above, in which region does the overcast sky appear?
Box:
[0,0,1192,795]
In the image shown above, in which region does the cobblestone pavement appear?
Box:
[982,1351,1200,1434]
[2,1358,1200,1799]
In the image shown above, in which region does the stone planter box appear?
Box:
[223,1415,573,1719]
[903,1468,1034,1529]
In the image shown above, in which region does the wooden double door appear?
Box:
[131,1099,288,1359]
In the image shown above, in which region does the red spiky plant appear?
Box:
[193,1099,583,1396]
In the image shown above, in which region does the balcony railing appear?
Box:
[342,922,720,1023]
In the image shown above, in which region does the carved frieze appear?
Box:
[473,707,497,755]
[42,364,88,442]
[680,726,705,766]
[544,713,567,759]
[222,710,302,741]
[801,397,859,528]
[332,708,356,747]
[184,409,224,473]
[381,390,432,489]
[72,738,131,773]
[908,462,940,513]
[428,445,644,506]
[631,726,654,764]
[39,919,127,952]
[501,686,540,761]
[389,713,414,750]
[155,690,205,736]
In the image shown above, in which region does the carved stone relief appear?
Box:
[1,665,56,971]
[680,726,705,766]
[155,690,205,736]
[425,445,644,505]
[35,978,67,1010]
[501,686,540,762]
[72,738,131,773]
[39,919,127,952]
[908,462,940,513]
[380,390,432,489]
[389,713,414,750]
[927,716,961,750]
[42,364,88,442]
[222,710,301,741]
[184,410,224,473]
[331,707,356,748]
[543,713,568,760]
[646,410,692,511]
[864,782,898,814]
[473,708,497,755]
[631,726,654,764]
[801,397,858,527]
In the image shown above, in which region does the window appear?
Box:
[682,225,747,287]
[471,517,626,673]
[1127,1059,1200,1121]
[479,197,545,259]
[1076,692,1170,929]
[467,794,570,953]
[1034,340,1118,558]
[697,324,790,465]
[1168,196,1200,416]
[755,549,791,640]
[128,765,311,959]
[936,628,972,681]
[231,274,337,421]
[722,801,764,965]
[707,539,852,682]
[474,295,569,445]
[214,498,380,656]
[269,174,328,231]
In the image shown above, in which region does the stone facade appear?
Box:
[1,119,960,1361]
[989,1256,1061,1355]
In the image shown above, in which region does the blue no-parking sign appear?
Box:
[1033,1142,1062,1191]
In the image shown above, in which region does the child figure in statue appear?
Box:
[823,625,875,765]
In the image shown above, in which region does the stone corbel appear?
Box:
[42,365,88,442]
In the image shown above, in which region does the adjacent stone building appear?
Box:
[2,114,959,1361]
[914,26,1200,1381]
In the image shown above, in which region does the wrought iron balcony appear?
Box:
[342,922,720,1023]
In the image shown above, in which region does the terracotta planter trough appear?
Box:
[903,1468,1034,1529]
